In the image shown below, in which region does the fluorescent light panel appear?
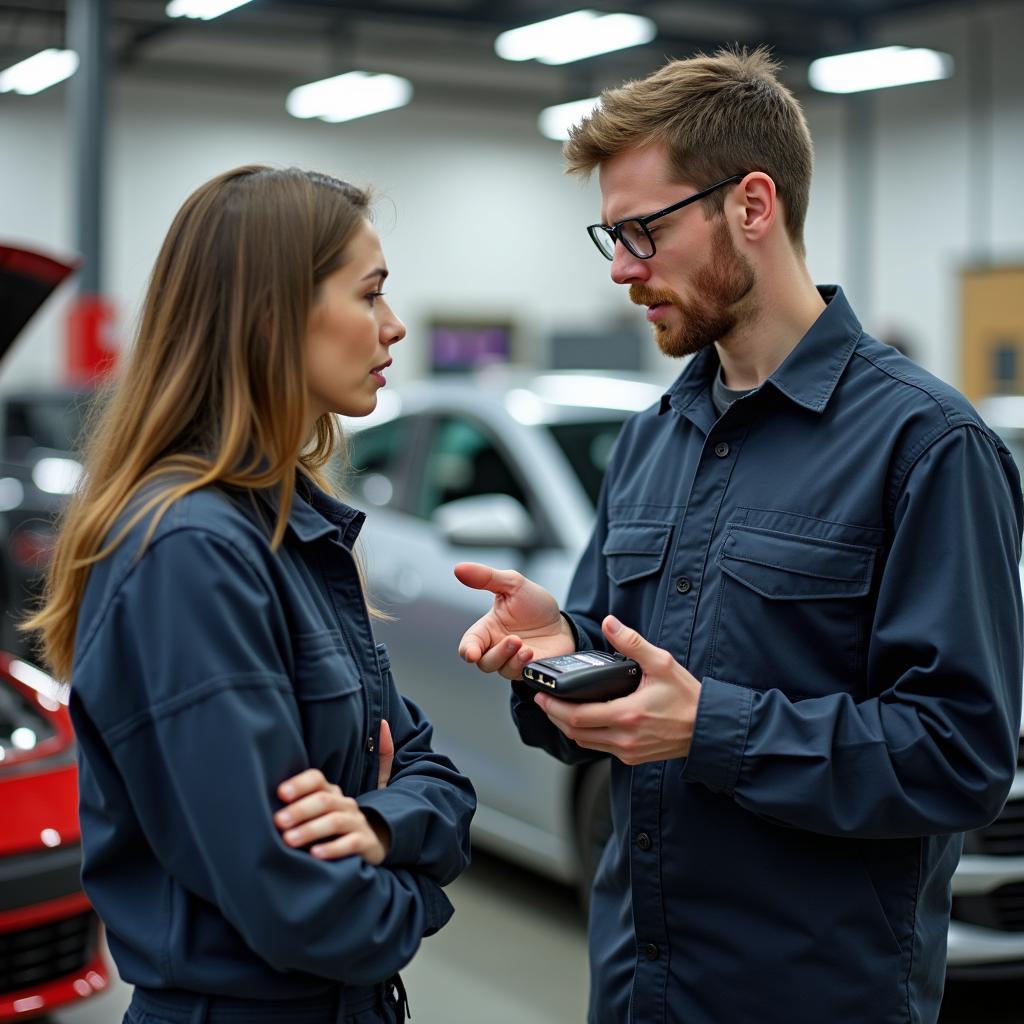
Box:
[286,71,413,124]
[809,46,953,93]
[166,0,254,18]
[0,49,79,95]
[496,9,656,65]
[538,96,600,141]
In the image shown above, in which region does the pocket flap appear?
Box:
[294,631,362,699]
[602,521,673,584]
[720,526,874,600]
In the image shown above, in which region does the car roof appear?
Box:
[346,367,670,431]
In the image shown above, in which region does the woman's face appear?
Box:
[304,219,406,421]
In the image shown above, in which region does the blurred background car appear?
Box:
[342,374,1024,971]
[0,653,109,1021]
[0,245,89,661]
[0,387,91,659]
[0,244,109,1021]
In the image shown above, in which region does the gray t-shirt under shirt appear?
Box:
[711,366,757,416]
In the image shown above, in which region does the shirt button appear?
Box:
[641,943,659,961]
[637,832,652,851]
[714,442,730,458]
[366,735,376,753]
[675,577,691,594]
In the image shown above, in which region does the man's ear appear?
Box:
[732,172,776,243]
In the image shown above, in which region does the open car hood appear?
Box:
[0,244,79,362]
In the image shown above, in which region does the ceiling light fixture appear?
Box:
[496,10,656,65]
[286,71,413,124]
[538,96,600,141]
[809,46,953,94]
[166,0,255,20]
[0,49,79,95]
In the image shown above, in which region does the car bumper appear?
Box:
[0,842,109,1020]
[0,893,108,1021]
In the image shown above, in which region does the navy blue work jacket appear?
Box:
[512,287,1024,1024]
[69,477,475,1000]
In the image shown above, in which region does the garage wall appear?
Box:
[870,1,1024,385]
[0,0,1020,391]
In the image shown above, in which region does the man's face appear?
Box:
[597,144,756,357]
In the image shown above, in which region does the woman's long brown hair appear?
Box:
[23,166,372,680]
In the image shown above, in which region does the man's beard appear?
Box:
[629,220,756,358]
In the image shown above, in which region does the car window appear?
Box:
[417,417,528,520]
[344,417,410,508]
[544,418,627,507]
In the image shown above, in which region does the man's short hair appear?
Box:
[564,47,813,256]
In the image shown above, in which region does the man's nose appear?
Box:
[610,243,651,286]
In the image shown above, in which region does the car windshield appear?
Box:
[544,417,628,507]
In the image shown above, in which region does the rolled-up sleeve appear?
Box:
[683,425,1024,838]
[75,527,453,985]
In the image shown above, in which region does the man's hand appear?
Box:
[532,615,702,764]
[455,562,575,679]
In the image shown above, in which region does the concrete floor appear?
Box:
[47,850,1021,1024]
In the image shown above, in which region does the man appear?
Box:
[456,48,1023,1024]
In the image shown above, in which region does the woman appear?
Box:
[24,166,476,1024]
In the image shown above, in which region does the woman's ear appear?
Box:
[733,172,776,244]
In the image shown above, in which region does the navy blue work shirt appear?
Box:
[512,287,1024,1024]
[69,476,475,999]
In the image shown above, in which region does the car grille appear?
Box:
[972,797,1024,856]
[0,910,97,994]
[954,884,1024,933]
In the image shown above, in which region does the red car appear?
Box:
[0,653,108,1019]
[0,245,109,1019]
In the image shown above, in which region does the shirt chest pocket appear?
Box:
[602,521,674,585]
[712,526,876,696]
[292,630,366,787]
[719,527,875,600]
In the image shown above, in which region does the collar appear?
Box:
[249,475,365,547]
[659,285,862,417]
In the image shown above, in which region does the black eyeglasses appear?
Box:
[586,174,746,261]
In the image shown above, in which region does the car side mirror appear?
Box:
[434,494,536,549]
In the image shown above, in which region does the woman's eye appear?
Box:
[366,290,385,306]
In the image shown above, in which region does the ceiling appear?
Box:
[0,0,998,114]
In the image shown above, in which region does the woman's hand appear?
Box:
[274,720,395,863]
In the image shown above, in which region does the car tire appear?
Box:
[574,758,613,910]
